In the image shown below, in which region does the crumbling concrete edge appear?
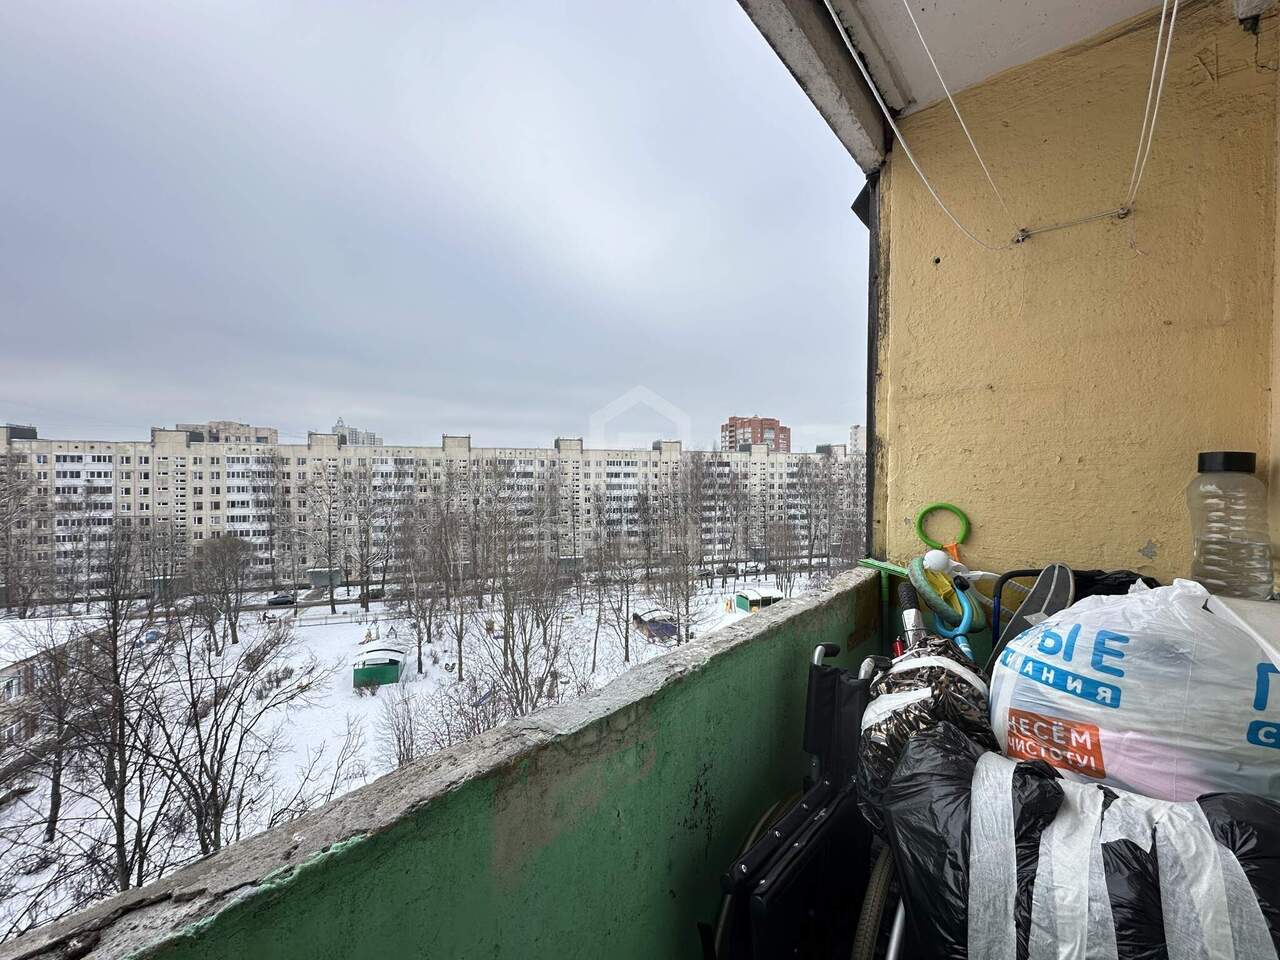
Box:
[2,569,874,960]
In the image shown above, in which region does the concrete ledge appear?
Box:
[4,569,878,960]
[738,0,887,172]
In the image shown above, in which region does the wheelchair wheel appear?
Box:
[850,846,895,960]
[712,793,798,958]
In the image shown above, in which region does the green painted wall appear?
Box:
[137,579,879,960]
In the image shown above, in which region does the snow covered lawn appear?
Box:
[269,573,793,774]
[0,572,820,938]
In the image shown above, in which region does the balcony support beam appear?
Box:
[738,0,887,173]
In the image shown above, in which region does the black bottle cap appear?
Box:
[1197,451,1257,473]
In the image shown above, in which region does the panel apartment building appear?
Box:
[1,421,859,593]
[720,416,791,453]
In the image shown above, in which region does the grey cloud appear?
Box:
[0,0,867,449]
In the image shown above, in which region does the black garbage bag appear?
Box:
[1072,568,1161,598]
[878,723,1062,959]
[1097,823,1165,960]
[857,638,998,834]
[874,723,1280,960]
[1201,793,1280,948]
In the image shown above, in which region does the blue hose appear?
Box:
[933,584,975,661]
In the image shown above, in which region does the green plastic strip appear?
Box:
[858,558,908,650]
[914,502,971,550]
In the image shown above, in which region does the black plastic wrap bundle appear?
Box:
[882,723,1061,959]
[857,637,998,834]
[875,722,1280,960]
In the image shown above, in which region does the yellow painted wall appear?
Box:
[877,0,1278,583]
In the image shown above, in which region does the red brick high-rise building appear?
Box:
[720,416,791,453]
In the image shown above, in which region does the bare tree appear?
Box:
[262,453,302,591]
[303,462,344,614]
[515,548,570,710]
[139,519,189,610]
[191,535,253,648]
[475,535,568,717]
[431,466,471,682]
[265,715,368,828]
[50,488,97,617]
[143,616,329,856]
[0,797,94,941]
[766,519,800,597]
[793,458,819,573]
[634,489,658,583]
[390,498,441,676]
[374,680,425,770]
[420,675,508,753]
[0,451,44,617]
[653,456,706,643]
[701,457,736,585]
[345,463,394,612]
[14,620,80,845]
[832,450,867,569]
[596,502,641,664]
[582,537,613,675]
[445,585,470,683]
[726,465,755,582]
[67,522,180,895]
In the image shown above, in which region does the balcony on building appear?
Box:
[7,1,1280,957]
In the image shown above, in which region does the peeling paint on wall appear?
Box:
[489,703,658,885]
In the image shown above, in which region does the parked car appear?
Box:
[632,608,678,641]
[358,588,385,602]
[266,593,297,607]
[715,564,737,576]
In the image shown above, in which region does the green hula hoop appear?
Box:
[915,502,970,550]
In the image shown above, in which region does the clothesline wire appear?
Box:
[818,0,1011,251]
[822,0,1181,249]
[898,0,1019,232]
[1126,0,1180,208]
[1124,0,1171,205]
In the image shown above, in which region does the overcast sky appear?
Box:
[0,1,868,452]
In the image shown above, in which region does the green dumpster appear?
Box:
[353,647,406,688]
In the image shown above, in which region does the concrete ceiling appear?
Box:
[835,0,1157,114]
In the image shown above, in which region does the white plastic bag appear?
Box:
[990,579,1280,801]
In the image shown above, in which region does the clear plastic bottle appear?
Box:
[1186,451,1274,599]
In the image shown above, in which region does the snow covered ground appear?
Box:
[271,573,803,774]
[0,572,821,938]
